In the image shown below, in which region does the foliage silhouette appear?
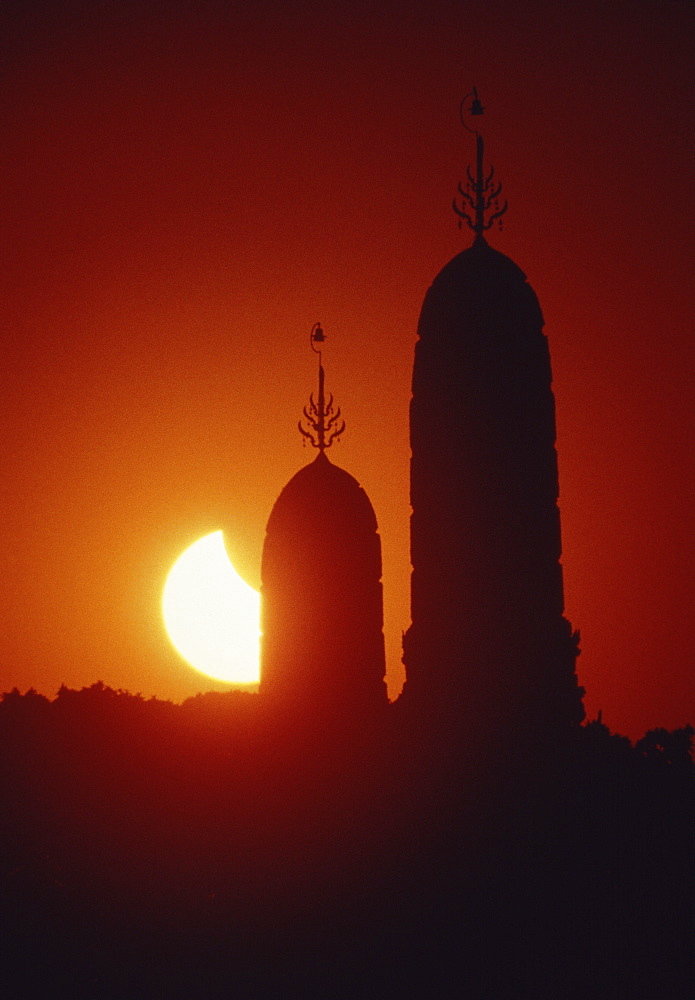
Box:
[0,683,691,998]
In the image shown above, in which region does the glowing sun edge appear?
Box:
[162,530,260,684]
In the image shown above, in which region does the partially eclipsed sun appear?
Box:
[162,531,260,684]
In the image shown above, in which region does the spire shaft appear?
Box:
[475,133,485,237]
[317,362,326,451]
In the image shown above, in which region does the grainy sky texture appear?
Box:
[1,0,693,738]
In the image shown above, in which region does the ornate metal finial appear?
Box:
[298,322,345,452]
[453,87,508,241]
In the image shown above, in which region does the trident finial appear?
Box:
[453,88,508,241]
[298,322,346,452]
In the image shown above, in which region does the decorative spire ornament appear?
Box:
[298,322,345,451]
[453,87,508,240]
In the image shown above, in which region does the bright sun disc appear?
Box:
[162,530,260,684]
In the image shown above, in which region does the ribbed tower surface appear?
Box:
[261,451,386,715]
[405,238,584,732]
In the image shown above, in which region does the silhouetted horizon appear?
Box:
[1,681,692,997]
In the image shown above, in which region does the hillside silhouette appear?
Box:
[0,682,691,998]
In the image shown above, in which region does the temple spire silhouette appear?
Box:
[260,324,386,715]
[452,87,508,240]
[298,323,345,452]
[404,92,584,739]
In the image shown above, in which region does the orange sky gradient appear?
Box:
[1,0,693,739]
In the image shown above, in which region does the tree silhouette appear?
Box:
[0,681,691,998]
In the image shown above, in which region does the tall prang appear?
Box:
[260,324,387,717]
[403,91,584,736]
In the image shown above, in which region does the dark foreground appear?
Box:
[0,686,692,998]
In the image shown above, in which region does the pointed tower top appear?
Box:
[298,322,346,452]
[452,88,508,242]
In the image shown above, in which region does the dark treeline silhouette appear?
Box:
[0,682,691,998]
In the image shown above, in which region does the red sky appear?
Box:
[1,0,692,740]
